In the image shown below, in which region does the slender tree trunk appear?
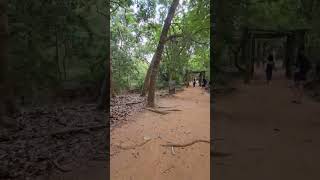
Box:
[97,50,113,109]
[0,0,8,82]
[63,40,68,80]
[140,60,153,96]
[127,73,130,88]
[55,27,61,81]
[97,72,107,110]
[0,0,17,128]
[97,0,110,110]
[147,0,179,107]
[232,49,245,72]
[110,55,115,97]
[0,0,9,125]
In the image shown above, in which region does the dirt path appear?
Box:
[214,67,320,180]
[110,87,210,180]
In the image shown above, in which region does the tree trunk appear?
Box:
[110,56,116,97]
[55,27,61,81]
[97,2,110,110]
[0,0,17,128]
[147,0,179,107]
[141,61,153,96]
[97,52,112,110]
[62,40,68,80]
[232,49,245,72]
[285,35,294,78]
[0,0,8,93]
[199,72,202,87]
[250,37,255,76]
[97,73,107,110]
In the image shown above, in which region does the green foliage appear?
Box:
[9,0,107,97]
[112,0,210,93]
[158,0,209,86]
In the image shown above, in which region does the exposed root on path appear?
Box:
[126,101,145,105]
[161,139,210,147]
[52,159,72,172]
[50,125,107,137]
[157,105,181,108]
[114,139,152,150]
[145,108,169,115]
[164,109,182,112]
[162,165,175,174]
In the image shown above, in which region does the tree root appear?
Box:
[50,125,107,137]
[126,101,145,105]
[51,159,72,172]
[162,165,175,174]
[145,108,169,115]
[4,125,108,142]
[164,109,182,112]
[157,105,180,108]
[114,139,152,150]
[161,139,210,147]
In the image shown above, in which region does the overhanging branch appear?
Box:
[165,34,184,42]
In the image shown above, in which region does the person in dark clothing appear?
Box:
[292,49,311,104]
[202,78,207,87]
[265,54,275,84]
[193,78,196,87]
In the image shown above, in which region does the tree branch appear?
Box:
[111,0,129,10]
[111,5,120,14]
[165,34,183,42]
[189,37,209,45]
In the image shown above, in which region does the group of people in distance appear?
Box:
[264,48,311,104]
[193,78,208,88]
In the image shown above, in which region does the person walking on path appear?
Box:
[193,78,196,87]
[292,49,311,104]
[265,54,275,85]
[202,78,207,88]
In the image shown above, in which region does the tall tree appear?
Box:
[97,70,107,110]
[0,0,16,128]
[0,0,8,126]
[141,60,153,96]
[147,0,179,107]
[97,0,110,110]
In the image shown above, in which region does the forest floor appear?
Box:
[213,65,320,180]
[0,102,108,180]
[110,86,210,180]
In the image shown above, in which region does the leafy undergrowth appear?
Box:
[0,93,149,179]
[0,103,107,179]
[110,94,146,129]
